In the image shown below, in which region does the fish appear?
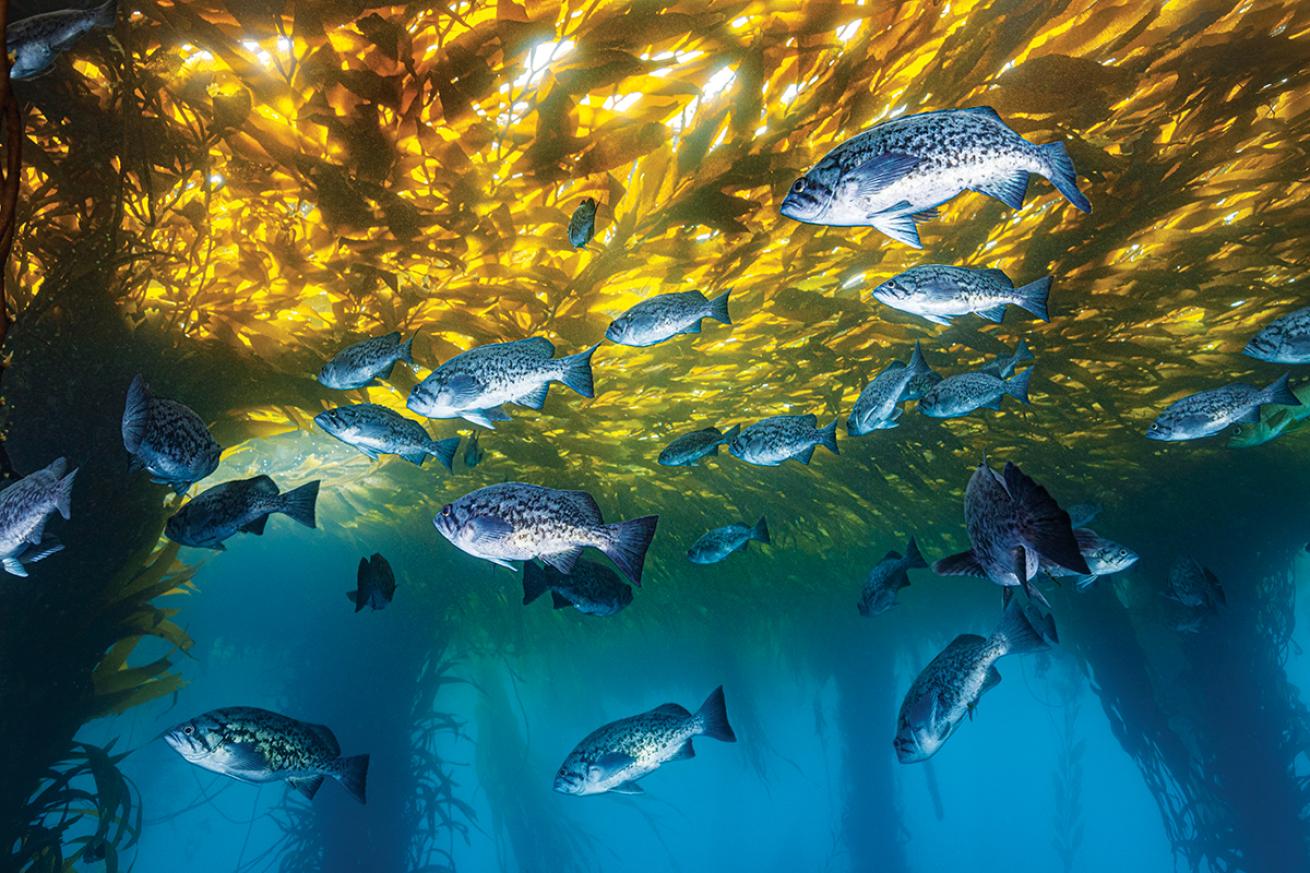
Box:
[605,289,732,348]
[1244,305,1310,364]
[522,559,633,617]
[568,197,597,248]
[554,686,736,796]
[847,342,934,435]
[1146,374,1300,441]
[894,599,1055,763]
[433,482,658,585]
[407,337,598,429]
[348,553,396,612]
[870,265,1052,326]
[1228,381,1310,447]
[121,375,221,495]
[728,414,839,467]
[317,331,416,390]
[1041,529,1138,591]
[857,537,927,616]
[932,459,1090,605]
[902,356,944,402]
[687,517,770,564]
[165,476,319,550]
[0,458,77,577]
[657,425,741,467]
[979,339,1035,379]
[1166,556,1225,610]
[779,107,1091,247]
[314,403,459,470]
[918,369,1032,419]
[464,429,486,468]
[6,0,116,80]
[163,706,369,803]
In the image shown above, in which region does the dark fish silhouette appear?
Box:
[348,553,396,612]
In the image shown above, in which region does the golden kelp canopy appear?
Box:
[9,0,1310,554]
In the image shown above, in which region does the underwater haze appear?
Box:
[1,0,1309,872]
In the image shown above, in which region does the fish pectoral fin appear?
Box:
[221,742,268,772]
[3,557,28,577]
[610,780,645,795]
[444,374,485,404]
[668,739,696,761]
[849,152,920,197]
[287,775,325,800]
[931,550,987,578]
[596,751,636,772]
[467,516,514,546]
[970,171,1030,210]
[239,515,269,536]
[1236,406,1261,425]
[868,211,923,248]
[541,546,583,575]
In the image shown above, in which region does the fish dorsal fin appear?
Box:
[306,722,340,757]
[881,550,901,563]
[653,703,691,718]
[560,490,603,522]
[511,337,555,357]
[962,106,1006,125]
[248,475,279,496]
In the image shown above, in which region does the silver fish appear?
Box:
[554,686,736,796]
[522,559,633,617]
[165,476,319,550]
[407,337,598,428]
[871,265,1051,326]
[463,429,486,468]
[779,107,1091,247]
[568,197,597,248]
[121,375,221,495]
[858,537,927,616]
[605,289,732,347]
[348,553,396,612]
[1041,529,1138,591]
[0,458,76,577]
[434,482,658,585]
[919,369,1032,418]
[687,517,770,564]
[1244,305,1310,364]
[1167,556,1225,610]
[314,403,459,470]
[163,706,368,803]
[728,414,839,467]
[7,0,116,80]
[848,342,934,435]
[979,339,1034,379]
[657,425,741,467]
[318,331,415,390]
[1147,374,1299,441]
[894,599,1054,763]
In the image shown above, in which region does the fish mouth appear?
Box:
[892,736,923,763]
[1242,338,1275,360]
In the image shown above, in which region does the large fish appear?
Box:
[857,537,927,616]
[848,342,934,435]
[318,331,416,390]
[932,459,1089,604]
[1040,529,1138,591]
[918,369,1032,419]
[1244,305,1310,364]
[434,482,658,585]
[568,197,597,248]
[605,289,732,348]
[165,476,319,550]
[779,107,1091,247]
[407,337,598,428]
[728,414,839,466]
[1146,375,1299,441]
[870,265,1051,326]
[163,707,369,803]
[687,517,770,564]
[894,599,1054,763]
[348,553,396,612]
[0,458,77,577]
[522,559,633,617]
[979,339,1035,379]
[657,425,741,467]
[314,403,459,470]
[1166,556,1225,610]
[554,686,736,796]
[7,0,116,80]
[121,375,221,495]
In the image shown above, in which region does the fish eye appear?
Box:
[441,504,452,517]
[183,725,194,735]
[791,179,806,194]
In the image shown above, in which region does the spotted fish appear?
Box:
[728,414,839,467]
[0,458,77,577]
[318,331,416,390]
[848,342,934,435]
[121,375,221,494]
[871,265,1052,326]
[1147,375,1300,441]
[857,537,927,616]
[979,339,1035,379]
[522,559,633,617]
[554,686,736,796]
[6,0,116,80]
[568,197,597,248]
[1244,305,1310,364]
[657,425,741,467]
[605,289,732,347]
[314,403,459,470]
[348,552,396,612]
[1166,556,1225,610]
[918,369,1032,419]
[165,475,319,550]
[687,517,770,564]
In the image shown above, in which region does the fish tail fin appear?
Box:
[600,515,659,587]
[903,535,927,570]
[276,480,320,528]
[818,419,840,455]
[400,331,417,364]
[1264,373,1300,407]
[1005,367,1034,404]
[694,685,736,743]
[1005,463,1089,575]
[55,466,78,521]
[706,288,732,325]
[522,563,549,605]
[994,597,1057,654]
[1012,338,1034,366]
[122,374,151,453]
[94,0,118,28]
[333,754,369,804]
[720,424,742,444]
[907,340,931,376]
[1039,140,1092,213]
[559,343,599,398]
[1012,276,1052,322]
[428,437,460,472]
[750,516,770,545]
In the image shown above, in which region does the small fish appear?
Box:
[688,517,770,564]
[1041,529,1138,591]
[434,482,658,585]
[1244,306,1310,364]
[554,686,736,796]
[605,289,732,347]
[1228,407,1296,448]
[568,197,597,248]
[979,339,1035,379]
[894,599,1054,763]
[6,0,116,80]
[1147,374,1300,442]
[858,537,927,616]
[657,425,741,467]
[919,369,1032,419]
[121,375,221,495]
[318,331,415,390]
[407,337,598,429]
[348,553,396,612]
[933,459,1089,605]
[314,403,459,470]
[870,265,1051,326]
[779,107,1090,247]
[848,342,934,435]
[1166,556,1225,610]
[0,458,76,577]
[163,707,369,803]
[165,476,319,550]
[728,414,839,467]
[522,559,633,617]
[464,430,486,468]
